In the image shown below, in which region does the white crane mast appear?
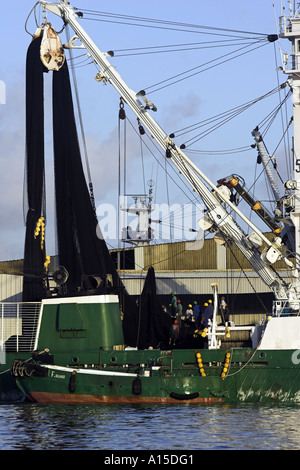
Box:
[280,1,300,271]
[40,1,299,305]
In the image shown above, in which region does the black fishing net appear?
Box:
[130,266,172,349]
[23,35,47,302]
[52,60,122,293]
[22,33,171,349]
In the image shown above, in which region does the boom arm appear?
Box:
[40,1,298,301]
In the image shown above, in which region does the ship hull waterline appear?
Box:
[14,348,300,405]
[0,354,31,402]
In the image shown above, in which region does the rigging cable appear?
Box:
[118,99,127,250]
[143,40,269,94]
[76,8,273,94]
[24,1,40,37]
[139,128,147,195]
[125,117,199,206]
[186,146,251,156]
[112,38,265,57]
[173,84,283,136]
[76,8,268,37]
[172,84,285,149]
[124,117,204,244]
[256,87,291,137]
[273,40,293,179]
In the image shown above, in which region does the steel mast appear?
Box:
[279,1,300,273]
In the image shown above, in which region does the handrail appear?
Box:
[0,302,41,352]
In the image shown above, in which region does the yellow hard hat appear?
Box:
[188,304,192,308]
[208,299,212,303]
[204,302,208,307]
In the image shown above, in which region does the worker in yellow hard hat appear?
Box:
[203,300,213,328]
[185,304,193,322]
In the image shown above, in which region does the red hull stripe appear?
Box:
[28,392,224,404]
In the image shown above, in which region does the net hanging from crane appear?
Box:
[23,33,171,349]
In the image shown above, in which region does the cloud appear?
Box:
[161,91,202,131]
[0,74,26,261]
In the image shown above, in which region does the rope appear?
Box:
[226,338,264,378]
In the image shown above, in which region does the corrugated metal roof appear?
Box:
[120,271,290,296]
[114,235,290,272]
[0,234,293,300]
[143,239,218,271]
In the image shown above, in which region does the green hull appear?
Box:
[7,296,300,404]
[13,347,300,404]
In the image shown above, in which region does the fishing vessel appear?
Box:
[5,0,300,403]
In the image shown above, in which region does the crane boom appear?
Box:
[252,127,281,202]
[39,1,299,303]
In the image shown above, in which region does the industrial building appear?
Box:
[0,234,290,324]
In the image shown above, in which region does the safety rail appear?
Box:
[281,53,300,73]
[0,302,41,352]
[272,299,300,317]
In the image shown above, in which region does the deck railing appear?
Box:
[0,302,41,353]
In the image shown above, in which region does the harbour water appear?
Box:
[0,402,299,451]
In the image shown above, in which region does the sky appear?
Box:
[0,0,294,261]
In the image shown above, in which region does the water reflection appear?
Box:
[0,403,299,450]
